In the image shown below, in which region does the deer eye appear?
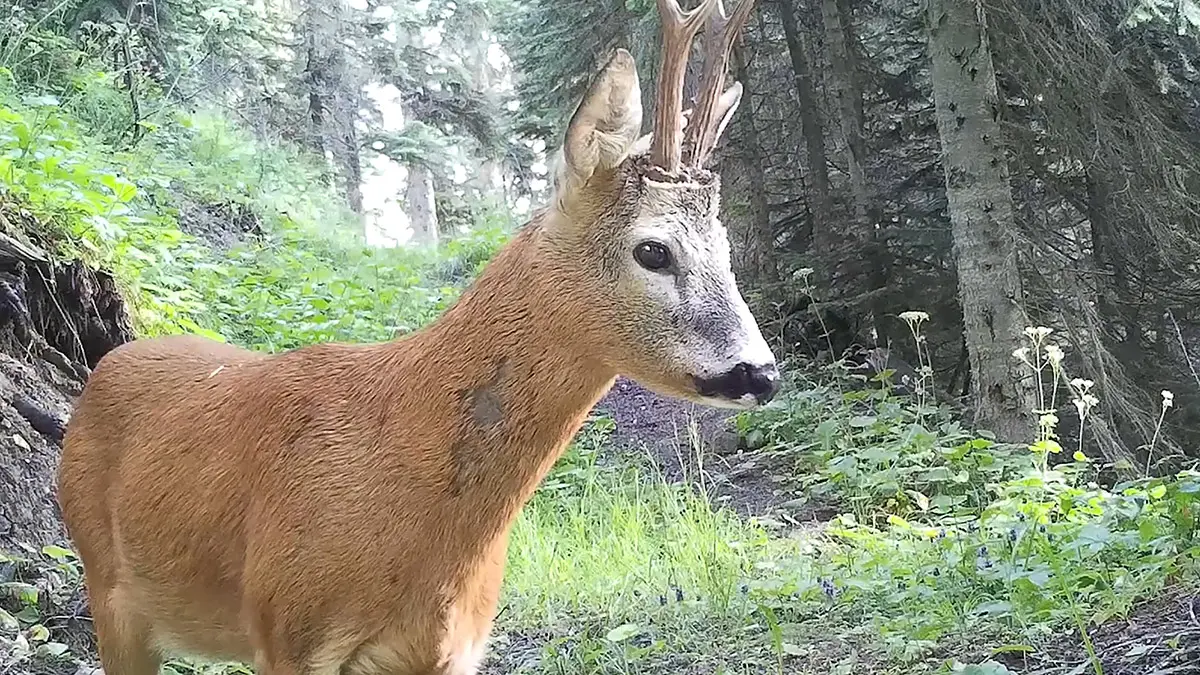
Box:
[633,241,673,272]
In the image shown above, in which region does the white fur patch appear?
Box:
[438,605,490,675]
[440,637,488,675]
[698,392,762,411]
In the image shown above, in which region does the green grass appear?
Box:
[489,419,812,674]
[507,421,778,620]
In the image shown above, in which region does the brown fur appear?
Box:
[58,212,632,674]
[57,39,770,675]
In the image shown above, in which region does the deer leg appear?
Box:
[89,590,162,675]
[249,621,350,675]
[253,649,345,675]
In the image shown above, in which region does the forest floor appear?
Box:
[594,377,789,520]
[3,368,1198,675]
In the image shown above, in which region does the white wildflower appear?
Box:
[1023,326,1053,340]
[1069,378,1094,392]
[1073,393,1099,417]
[1044,344,1065,365]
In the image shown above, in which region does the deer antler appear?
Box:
[685,0,757,168]
[650,0,718,173]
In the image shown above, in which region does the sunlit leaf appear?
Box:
[604,623,641,642]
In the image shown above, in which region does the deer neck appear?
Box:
[398,223,617,518]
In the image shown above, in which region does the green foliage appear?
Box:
[507,417,789,623]
[501,0,649,141]
[741,369,1032,523]
[187,220,507,352]
[0,545,83,671]
[0,52,513,352]
[734,322,1200,671]
[0,85,212,338]
[499,416,808,674]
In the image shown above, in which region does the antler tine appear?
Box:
[685,0,757,168]
[650,0,719,173]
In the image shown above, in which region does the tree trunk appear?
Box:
[468,37,504,209]
[731,45,778,285]
[302,0,363,216]
[821,0,868,231]
[336,113,364,216]
[927,0,1034,442]
[406,166,440,247]
[776,0,833,258]
[820,0,890,342]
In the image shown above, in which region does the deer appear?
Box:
[55,1,774,673]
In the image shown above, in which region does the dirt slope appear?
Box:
[593,377,789,518]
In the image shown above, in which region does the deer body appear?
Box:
[58,3,774,673]
[60,228,617,673]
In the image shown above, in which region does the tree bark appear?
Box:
[466,33,504,208]
[820,0,890,342]
[776,0,833,257]
[927,0,1034,442]
[732,45,778,285]
[406,166,440,247]
[821,0,868,231]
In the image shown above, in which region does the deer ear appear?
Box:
[563,49,643,181]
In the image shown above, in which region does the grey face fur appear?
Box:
[548,49,778,410]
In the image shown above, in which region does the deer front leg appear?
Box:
[89,587,163,675]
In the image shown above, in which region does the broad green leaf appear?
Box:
[973,600,1013,616]
[605,623,641,642]
[1,582,38,605]
[41,545,74,561]
[905,489,930,512]
[990,644,1034,655]
[0,607,17,631]
[37,641,70,658]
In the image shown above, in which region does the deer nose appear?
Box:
[694,362,781,405]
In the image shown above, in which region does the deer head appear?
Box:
[540,0,777,409]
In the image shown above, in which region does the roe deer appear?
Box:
[56,1,774,673]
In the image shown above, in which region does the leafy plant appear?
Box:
[737,318,1200,670]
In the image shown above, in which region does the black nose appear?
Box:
[694,362,781,405]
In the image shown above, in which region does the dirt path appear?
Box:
[591,377,789,519]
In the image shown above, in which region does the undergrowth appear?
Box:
[0,64,510,353]
[733,318,1200,673]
